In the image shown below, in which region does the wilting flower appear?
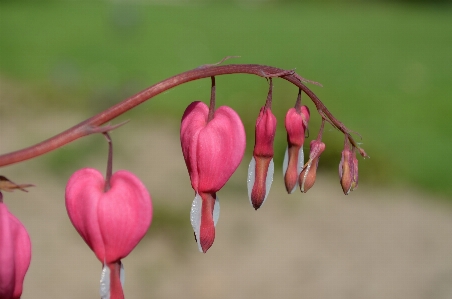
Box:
[181,101,246,253]
[65,168,152,299]
[0,192,32,299]
[299,140,325,193]
[339,139,359,195]
[247,105,277,210]
[283,106,310,193]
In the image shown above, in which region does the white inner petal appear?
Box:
[190,193,203,253]
[282,146,289,180]
[213,196,220,226]
[190,194,220,252]
[297,147,305,176]
[100,264,110,299]
[120,263,125,288]
[262,158,274,207]
[247,157,256,206]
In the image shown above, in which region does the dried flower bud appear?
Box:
[339,144,359,195]
[299,140,325,193]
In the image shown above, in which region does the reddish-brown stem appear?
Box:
[264,78,273,109]
[207,76,216,122]
[103,133,113,192]
[317,118,326,141]
[0,64,363,167]
[294,88,302,114]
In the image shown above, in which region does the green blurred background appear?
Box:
[2,0,451,198]
[1,1,452,298]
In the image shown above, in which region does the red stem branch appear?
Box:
[0,64,363,167]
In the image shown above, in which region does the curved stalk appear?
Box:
[0,64,364,167]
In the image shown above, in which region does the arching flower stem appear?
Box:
[0,63,367,167]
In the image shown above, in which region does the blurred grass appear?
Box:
[1,1,452,197]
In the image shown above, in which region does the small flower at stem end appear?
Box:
[339,141,359,195]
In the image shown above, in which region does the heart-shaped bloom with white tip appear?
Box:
[283,106,310,194]
[181,101,245,253]
[65,168,152,298]
[247,106,277,210]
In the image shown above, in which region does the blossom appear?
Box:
[0,193,31,299]
[181,101,245,252]
[299,140,325,193]
[65,168,152,298]
[247,105,277,210]
[283,106,310,193]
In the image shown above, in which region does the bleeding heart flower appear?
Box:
[181,101,245,252]
[65,168,152,299]
[0,193,31,299]
[247,105,277,210]
[283,106,310,193]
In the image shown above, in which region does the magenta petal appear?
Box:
[181,101,246,193]
[65,168,152,263]
[0,201,31,299]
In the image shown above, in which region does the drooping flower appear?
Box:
[283,105,310,193]
[181,101,245,253]
[247,105,277,210]
[339,138,359,195]
[0,192,32,299]
[299,140,325,193]
[65,168,152,299]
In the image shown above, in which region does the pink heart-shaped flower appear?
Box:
[181,101,245,252]
[65,168,152,263]
[181,101,246,193]
[0,196,31,299]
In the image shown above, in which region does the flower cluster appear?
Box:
[180,80,366,252]
[0,64,369,299]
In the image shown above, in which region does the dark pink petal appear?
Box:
[0,200,31,299]
[65,168,152,263]
[181,101,246,193]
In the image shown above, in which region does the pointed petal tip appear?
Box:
[252,202,261,210]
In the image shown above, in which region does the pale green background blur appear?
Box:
[1,1,452,298]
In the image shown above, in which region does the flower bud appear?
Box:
[283,106,310,193]
[247,106,277,210]
[339,144,359,195]
[299,140,325,193]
